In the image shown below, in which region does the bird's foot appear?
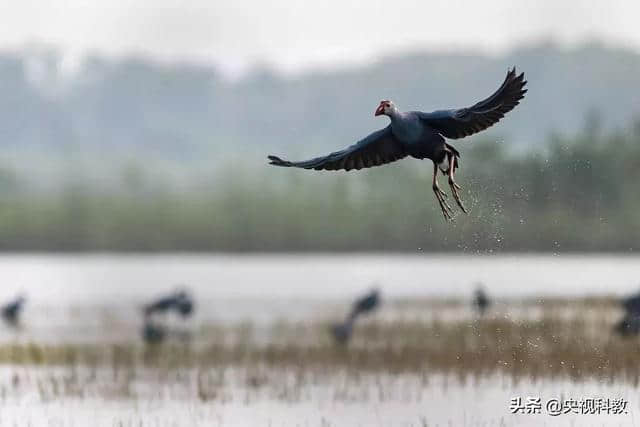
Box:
[448,179,468,214]
[433,185,454,221]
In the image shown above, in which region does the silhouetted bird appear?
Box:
[144,290,194,318]
[615,315,640,337]
[351,289,380,318]
[2,296,26,326]
[473,287,490,317]
[269,68,527,220]
[331,289,381,344]
[622,292,640,314]
[142,320,166,343]
[175,293,194,317]
[330,321,354,345]
[615,291,640,337]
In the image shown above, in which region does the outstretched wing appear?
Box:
[419,67,527,140]
[268,126,407,171]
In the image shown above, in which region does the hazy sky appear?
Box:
[2,0,640,75]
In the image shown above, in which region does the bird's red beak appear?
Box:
[374,103,385,116]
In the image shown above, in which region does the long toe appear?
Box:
[439,202,452,221]
[436,188,452,209]
[433,190,454,221]
[449,182,468,214]
[453,190,468,214]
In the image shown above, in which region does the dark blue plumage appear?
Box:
[621,292,640,314]
[330,289,381,345]
[144,290,194,318]
[330,320,354,345]
[269,68,527,220]
[615,315,640,337]
[473,287,490,317]
[615,291,640,337]
[2,296,26,326]
[351,289,380,318]
[142,320,166,343]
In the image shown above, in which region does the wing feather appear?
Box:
[268,126,407,171]
[419,67,527,140]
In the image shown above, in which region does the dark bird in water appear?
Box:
[615,291,640,337]
[615,315,640,337]
[330,321,354,345]
[621,292,640,314]
[144,290,194,318]
[473,286,490,317]
[269,68,527,220]
[2,296,26,326]
[352,288,380,317]
[142,320,166,343]
[175,292,194,317]
[331,289,381,344]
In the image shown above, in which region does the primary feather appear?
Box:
[418,67,527,139]
[268,126,407,171]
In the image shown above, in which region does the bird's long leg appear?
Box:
[432,163,453,221]
[447,154,468,214]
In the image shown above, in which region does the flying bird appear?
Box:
[269,68,527,220]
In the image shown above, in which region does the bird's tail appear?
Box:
[268,155,293,167]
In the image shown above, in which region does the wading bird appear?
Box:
[473,286,491,317]
[330,321,354,345]
[269,68,527,220]
[142,320,166,343]
[144,290,194,318]
[330,288,380,344]
[141,289,194,344]
[352,288,380,316]
[614,291,640,337]
[2,295,26,326]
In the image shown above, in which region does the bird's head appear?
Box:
[375,100,397,117]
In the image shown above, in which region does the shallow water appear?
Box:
[0,253,632,341]
[0,253,636,343]
[0,253,638,302]
[0,253,639,426]
[0,370,636,427]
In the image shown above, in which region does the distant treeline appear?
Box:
[3,42,640,162]
[0,121,638,252]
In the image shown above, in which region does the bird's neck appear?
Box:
[387,110,402,122]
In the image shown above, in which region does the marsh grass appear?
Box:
[0,298,637,390]
[0,298,636,426]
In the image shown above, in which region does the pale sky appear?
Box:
[2,0,640,75]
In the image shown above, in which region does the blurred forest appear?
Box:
[0,42,639,252]
[0,121,638,252]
